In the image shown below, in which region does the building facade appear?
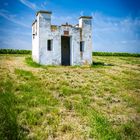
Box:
[32,11,92,66]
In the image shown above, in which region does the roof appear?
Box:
[79,16,92,19]
[36,10,52,16]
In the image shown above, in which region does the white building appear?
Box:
[32,11,93,66]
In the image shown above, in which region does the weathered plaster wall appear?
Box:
[32,21,39,63]
[38,13,53,65]
[32,11,92,66]
[79,18,92,65]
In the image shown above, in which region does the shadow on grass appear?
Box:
[91,61,114,68]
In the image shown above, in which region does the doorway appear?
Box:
[61,36,70,65]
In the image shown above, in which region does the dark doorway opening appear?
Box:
[61,36,70,66]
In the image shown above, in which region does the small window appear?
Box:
[47,40,53,51]
[80,41,84,52]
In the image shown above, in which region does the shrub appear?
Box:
[92,52,140,57]
[0,49,31,54]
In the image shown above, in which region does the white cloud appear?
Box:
[0,9,30,28]
[19,0,50,11]
[19,0,37,10]
[0,24,31,50]
[92,12,140,53]
[0,28,30,36]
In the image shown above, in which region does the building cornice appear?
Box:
[79,16,92,19]
[36,10,52,16]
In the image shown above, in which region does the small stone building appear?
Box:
[32,11,92,66]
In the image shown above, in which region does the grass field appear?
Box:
[0,54,140,140]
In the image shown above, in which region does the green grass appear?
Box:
[15,69,35,80]
[25,57,43,68]
[0,54,140,140]
[0,78,25,140]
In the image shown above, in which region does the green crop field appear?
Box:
[0,54,140,140]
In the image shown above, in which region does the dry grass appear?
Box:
[0,54,140,140]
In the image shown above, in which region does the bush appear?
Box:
[0,49,31,54]
[92,52,140,57]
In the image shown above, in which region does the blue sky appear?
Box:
[0,0,140,53]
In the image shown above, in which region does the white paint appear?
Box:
[32,11,93,65]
